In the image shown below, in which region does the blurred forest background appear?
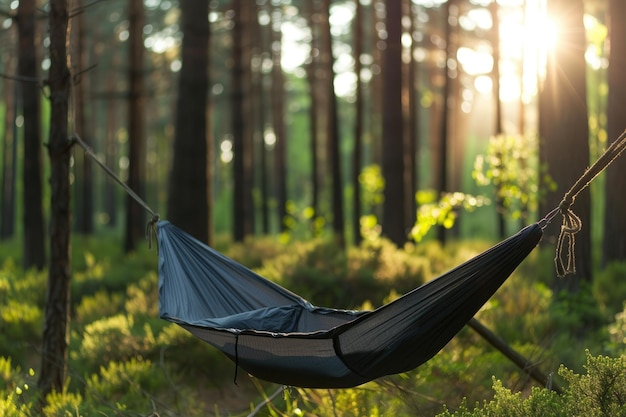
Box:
[1,0,626,415]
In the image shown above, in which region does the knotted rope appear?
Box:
[539,129,626,276]
[71,134,160,250]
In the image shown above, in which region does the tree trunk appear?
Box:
[405,0,418,237]
[104,57,119,228]
[124,0,146,253]
[1,40,17,240]
[539,0,591,288]
[167,0,211,244]
[232,0,254,241]
[271,3,288,234]
[72,0,94,235]
[321,0,345,248]
[352,0,364,245]
[603,0,626,266]
[305,1,321,236]
[18,0,46,269]
[381,0,406,246]
[436,0,454,245]
[39,0,71,400]
[490,0,506,239]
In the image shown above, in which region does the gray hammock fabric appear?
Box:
[157,220,543,388]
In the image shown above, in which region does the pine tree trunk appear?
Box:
[124,0,146,252]
[271,2,287,234]
[0,39,16,240]
[18,0,46,269]
[39,0,71,400]
[539,0,591,288]
[167,0,211,244]
[603,0,626,266]
[321,0,345,247]
[382,0,406,246]
[352,0,364,245]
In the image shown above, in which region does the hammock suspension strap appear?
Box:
[539,129,626,276]
[70,134,160,248]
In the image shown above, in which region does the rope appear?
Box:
[70,134,160,249]
[539,129,626,276]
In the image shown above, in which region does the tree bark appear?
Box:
[382,0,406,246]
[39,0,71,400]
[305,1,321,236]
[124,0,146,252]
[167,0,211,244]
[603,0,626,266]
[539,0,591,288]
[72,0,94,235]
[352,0,364,245]
[321,0,345,247]
[271,3,288,234]
[1,35,17,240]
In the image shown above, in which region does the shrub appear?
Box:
[436,351,626,417]
[607,302,626,355]
[85,356,168,412]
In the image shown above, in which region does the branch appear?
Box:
[69,0,107,18]
[0,72,45,85]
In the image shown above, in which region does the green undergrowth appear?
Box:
[1,232,625,416]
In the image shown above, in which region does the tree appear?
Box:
[124,0,146,252]
[18,0,46,269]
[321,0,345,247]
[381,0,406,246]
[0,27,17,240]
[305,0,321,236]
[603,0,626,266]
[167,0,211,244]
[39,0,71,399]
[271,2,288,234]
[71,0,94,235]
[232,0,254,241]
[352,0,364,245]
[539,0,591,288]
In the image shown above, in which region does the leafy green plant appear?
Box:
[411,190,488,242]
[437,352,626,417]
[472,133,547,222]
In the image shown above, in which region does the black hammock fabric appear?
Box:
[157,220,543,388]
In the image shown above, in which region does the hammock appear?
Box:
[158,221,542,388]
[71,131,626,389]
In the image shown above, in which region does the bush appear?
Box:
[436,351,626,417]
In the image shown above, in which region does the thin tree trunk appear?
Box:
[405,0,418,239]
[19,0,46,269]
[490,0,506,239]
[271,3,287,233]
[352,0,364,245]
[104,59,118,227]
[72,0,93,234]
[1,45,17,240]
[436,0,453,245]
[306,1,321,236]
[232,0,254,241]
[321,0,345,248]
[124,0,146,252]
[39,0,71,400]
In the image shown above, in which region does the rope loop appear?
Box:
[542,129,626,277]
[146,214,160,252]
